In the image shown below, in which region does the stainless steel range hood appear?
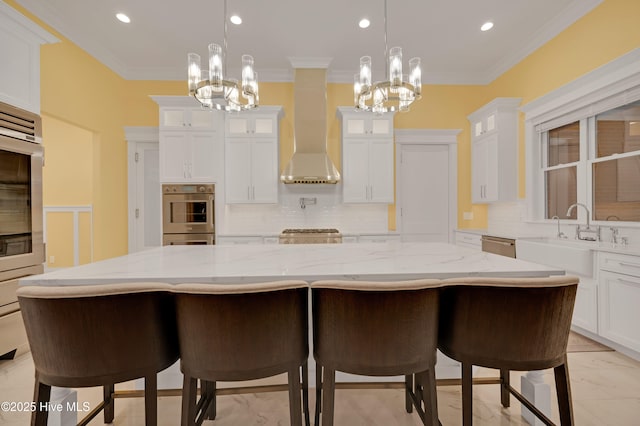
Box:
[280,68,340,184]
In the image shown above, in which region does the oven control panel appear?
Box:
[163,184,215,194]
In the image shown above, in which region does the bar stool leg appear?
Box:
[202,380,216,420]
[462,363,473,426]
[103,383,115,423]
[315,364,322,426]
[321,367,336,426]
[144,374,158,426]
[32,378,51,426]
[288,366,303,426]
[421,369,439,426]
[302,362,310,426]
[181,375,197,426]
[554,359,574,425]
[405,374,414,413]
[500,369,511,408]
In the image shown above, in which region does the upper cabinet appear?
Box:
[225,106,283,204]
[153,96,224,183]
[339,110,394,138]
[468,98,521,204]
[337,107,395,203]
[226,109,280,138]
[0,3,58,113]
[160,107,218,130]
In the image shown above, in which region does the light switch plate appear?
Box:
[463,212,474,220]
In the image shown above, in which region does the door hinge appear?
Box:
[135,208,140,218]
[135,152,139,162]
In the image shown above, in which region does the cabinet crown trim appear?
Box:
[467,97,522,121]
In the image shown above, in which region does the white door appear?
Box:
[398,144,451,242]
[134,142,161,251]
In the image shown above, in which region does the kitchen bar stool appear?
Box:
[438,275,579,426]
[173,280,310,426]
[17,282,179,426]
[311,279,443,426]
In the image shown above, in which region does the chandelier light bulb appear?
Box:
[359,56,372,91]
[409,57,422,97]
[187,53,201,94]
[208,43,223,91]
[389,47,403,89]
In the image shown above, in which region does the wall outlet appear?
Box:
[49,255,55,264]
[463,212,474,220]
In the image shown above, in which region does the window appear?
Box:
[544,122,579,219]
[592,101,640,221]
[539,100,640,222]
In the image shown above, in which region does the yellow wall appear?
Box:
[488,0,640,198]
[6,0,640,260]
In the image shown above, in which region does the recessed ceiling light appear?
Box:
[481,21,494,31]
[116,13,130,24]
[359,18,370,29]
[230,15,242,25]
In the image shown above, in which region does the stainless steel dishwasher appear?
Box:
[481,235,516,258]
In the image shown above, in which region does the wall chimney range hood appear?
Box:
[281,66,340,184]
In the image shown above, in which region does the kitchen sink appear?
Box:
[516,237,595,277]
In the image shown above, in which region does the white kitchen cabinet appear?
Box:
[226,106,282,138]
[153,97,224,183]
[160,107,218,130]
[454,230,482,250]
[338,108,395,203]
[572,275,599,334]
[159,131,220,183]
[0,3,57,113]
[340,113,393,138]
[598,251,640,352]
[224,107,282,204]
[358,234,401,243]
[468,98,521,203]
[225,138,278,203]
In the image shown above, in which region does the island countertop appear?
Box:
[20,242,564,286]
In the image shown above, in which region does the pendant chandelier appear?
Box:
[187,0,258,112]
[354,0,421,113]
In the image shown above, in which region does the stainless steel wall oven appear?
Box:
[162,184,215,245]
[0,101,45,357]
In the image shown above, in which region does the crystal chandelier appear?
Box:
[187,0,258,112]
[354,0,421,113]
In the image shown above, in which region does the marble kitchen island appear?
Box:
[21,241,563,286]
[19,242,566,404]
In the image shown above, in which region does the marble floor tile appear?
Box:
[1,349,639,425]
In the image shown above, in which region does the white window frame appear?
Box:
[522,48,640,226]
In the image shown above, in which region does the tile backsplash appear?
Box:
[218,184,389,235]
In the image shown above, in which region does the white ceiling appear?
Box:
[16,0,602,84]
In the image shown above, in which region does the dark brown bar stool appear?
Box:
[311,279,443,426]
[17,282,179,426]
[438,275,579,426]
[173,281,310,426]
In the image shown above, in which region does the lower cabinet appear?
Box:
[454,230,482,250]
[598,252,640,353]
[571,276,598,334]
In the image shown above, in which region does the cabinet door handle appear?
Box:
[616,278,639,286]
[618,261,640,270]
[247,186,251,200]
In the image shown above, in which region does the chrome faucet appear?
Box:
[566,203,599,241]
[551,216,566,239]
[566,203,590,228]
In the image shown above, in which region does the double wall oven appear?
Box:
[0,101,45,357]
[162,184,215,245]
